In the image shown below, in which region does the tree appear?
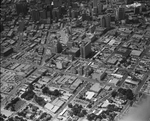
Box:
[97,115,102,120]
[52,89,62,97]
[87,104,92,108]
[46,117,52,120]
[28,84,34,91]
[8,117,14,121]
[40,112,47,119]
[101,112,107,119]
[0,117,4,121]
[71,104,84,117]
[42,87,62,97]
[87,113,96,121]
[95,118,101,121]
[42,87,50,94]
[34,95,46,107]
[111,91,117,98]
[68,110,73,117]
[79,109,87,117]
[68,103,73,108]
[118,88,126,95]
[21,90,35,100]
[81,109,87,115]
[107,104,115,111]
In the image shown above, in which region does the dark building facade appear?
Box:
[16,1,28,15]
[116,7,125,21]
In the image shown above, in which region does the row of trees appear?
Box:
[21,89,35,100]
[68,103,87,117]
[7,116,27,121]
[111,88,134,101]
[87,109,117,121]
[42,87,62,97]
[34,95,46,107]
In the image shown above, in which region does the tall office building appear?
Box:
[52,8,60,22]
[30,9,40,21]
[18,20,25,32]
[100,14,111,28]
[71,10,76,18]
[125,0,134,5]
[90,25,96,33]
[101,15,106,27]
[134,7,141,15]
[97,2,103,14]
[53,0,62,8]
[93,0,102,15]
[0,23,4,33]
[105,14,111,28]
[93,7,98,15]
[71,9,79,18]
[39,9,47,19]
[80,41,92,58]
[66,0,72,7]
[93,0,98,8]
[16,1,28,15]
[116,7,125,21]
[45,5,53,18]
[54,40,62,53]
[78,66,84,76]
[45,0,51,4]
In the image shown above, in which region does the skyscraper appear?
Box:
[54,40,62,53]
[97,2,103,14]
[18,20,25,32]
[80,41,92,58]
[67,0,72,7]
[16,1,28,15]
[52,8,60,22]
[93,0,98,8]
[134,7,141,15]
[101,15,106,27]
[105,14,111,28]
[78,66,84,76]
[30,9,40,22]
[45,5,53,18]
[93,0,102,15]
[0,23,4,33]
[53,0,62,8]
[93,7,98,15]
[116,7,125,21]
[125,0,134,5]
[100,14,111,28]
[39,10,47,19]
[45,0,51,4]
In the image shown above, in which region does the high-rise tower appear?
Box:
[116,7,125,21]
[80,42,92,58]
